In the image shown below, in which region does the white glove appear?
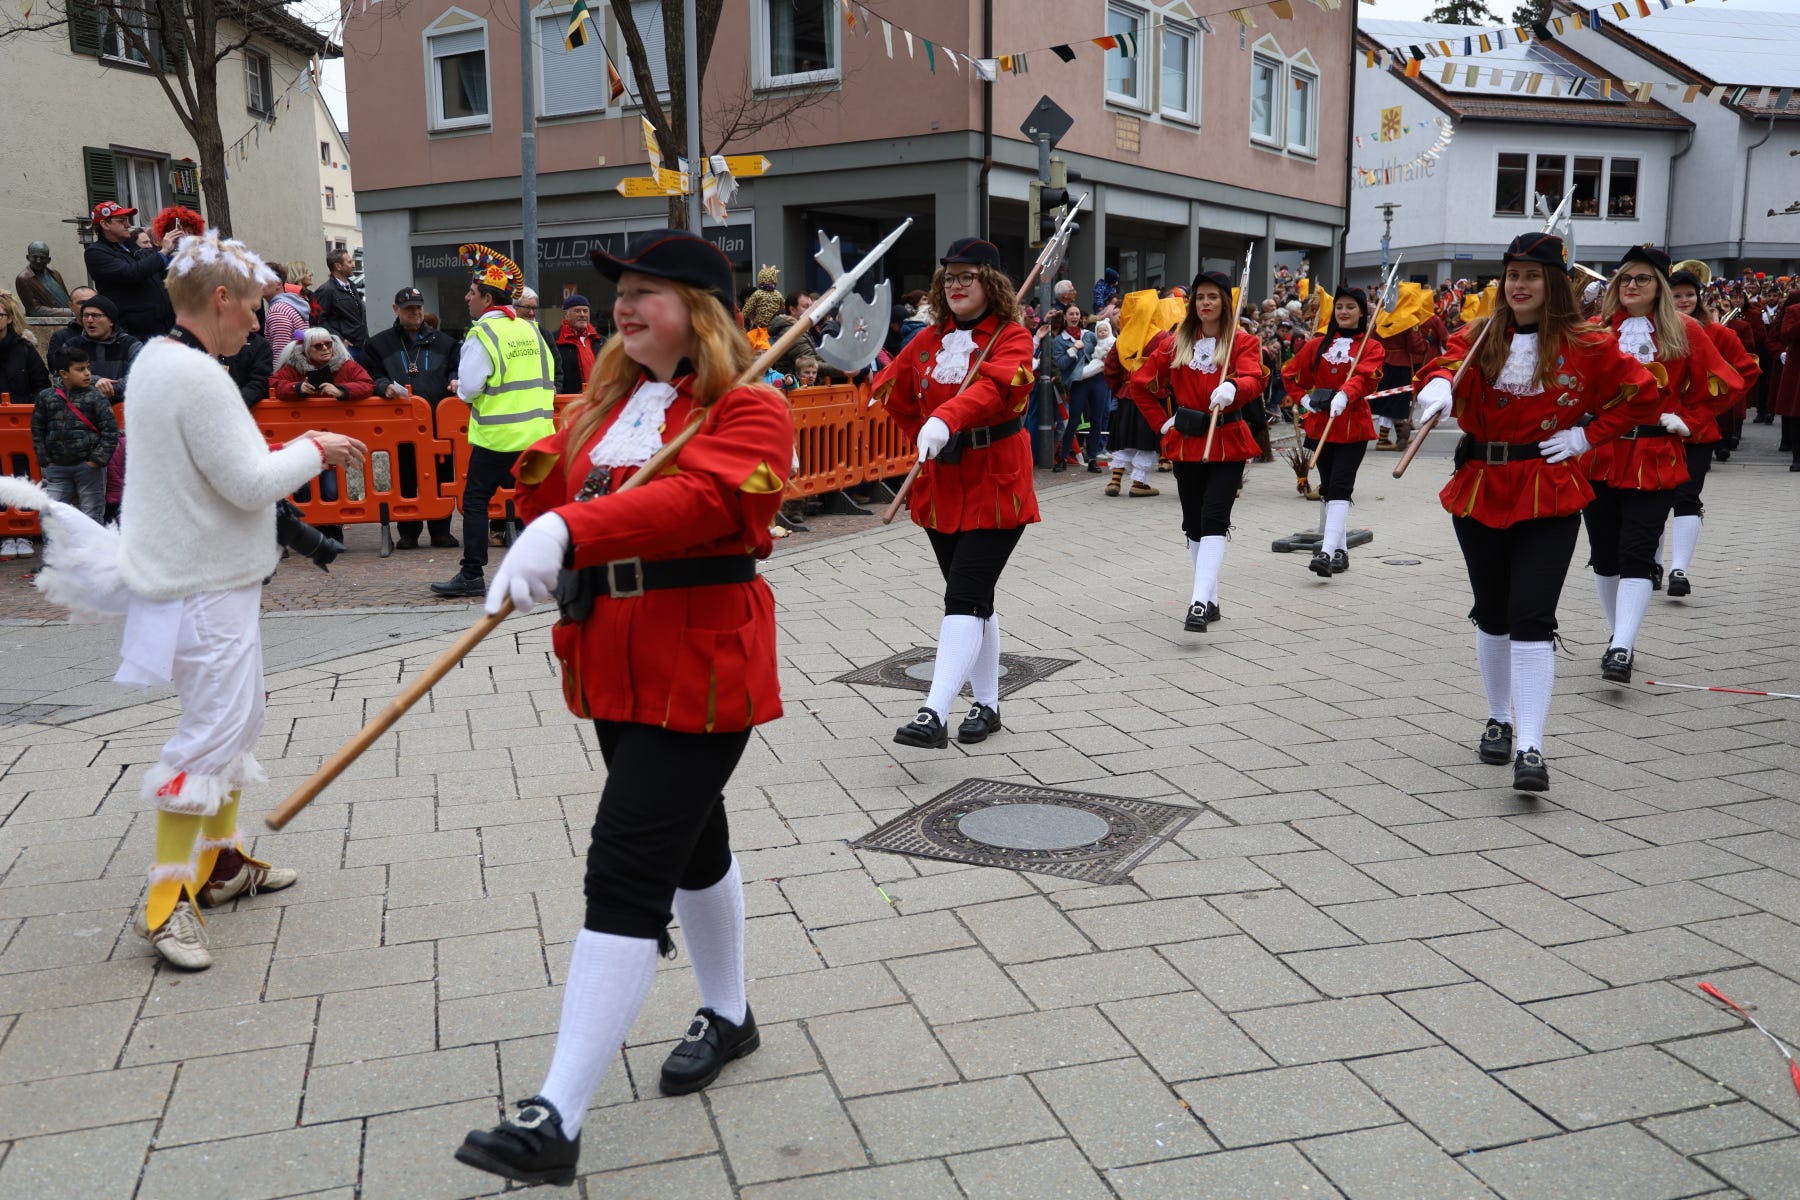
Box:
[1160,415,1177,435]
[916,416,952,461]
[1537,425,1591,464]
[1659,412,1690,438]
[1209,382,1236,411]
[1329,390,1349,418]
[485,513,569,616]
[1417,376,1454,426]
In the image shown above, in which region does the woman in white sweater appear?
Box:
[121,233,365,970]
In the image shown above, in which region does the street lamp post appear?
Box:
[1377,202,1401,278]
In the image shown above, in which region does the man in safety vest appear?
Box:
[431,243,558,597]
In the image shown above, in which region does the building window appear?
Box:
[1159,24,1198,123]
[425,17,490,130]
[1534,154,1566,211]
[1495,152,1528,215]
[1607,158,1638,218]
[114,151,170,213]
[325,186,336,211]
[537,9,608,116]
[244,48,273,116]
[1572,156,1603,217]
[1286,67,1317,154]
[757,0,837,88]
[628,0,671,95]
[1250,53,1280,143]
[320,140,331,164]
[1105,4,1147,107]
[101,2,162,67]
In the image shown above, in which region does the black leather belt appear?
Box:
[936,417,1024,464]
[1172,407,1244,436]
[555,555,758,621]
[1617,424,1675,440]
[1457,437,1544,466]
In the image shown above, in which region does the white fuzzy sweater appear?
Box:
[118,339,326,601]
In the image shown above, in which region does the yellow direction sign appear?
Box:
[654,166,689,193]
[720,154,772,178]
[616,175,682,198]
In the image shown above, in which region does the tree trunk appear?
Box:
[196,123,232,238]
[663,0,689,230]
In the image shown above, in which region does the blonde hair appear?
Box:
[283,260,311,286]
[562,283,753,487]
[1600,267,1689,359]
[165,232,278,312]
[0,290,25,335]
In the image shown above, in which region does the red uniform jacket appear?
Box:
[271,357,374,402]
[1418,323,1661,528]
[1583,313,1738,490]
[1281,331,1387,444]
[1771,298,1800,419]
[871,313,1039,533]
[1128,328,1265,463]
[1699,321,1760,436]
[514,376,794,733]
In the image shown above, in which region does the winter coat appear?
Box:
[83,237,172,340]
[553,320,604,394]
[312,277,368,347]
[0,329,49,406]
[271,335,375,402]
[221,331,274,406]
[32,384,119,466]
[71,329,143,402]
[361,321,460,403]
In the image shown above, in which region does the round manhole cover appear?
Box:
[904,660,1014,682]
[957,803,1112,851]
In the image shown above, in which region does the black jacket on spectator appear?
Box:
[221,330,274,406]
[0,329,49,406]
[360,321,459,403]
[313,277,368,347]
[83,238,172,340]
[46,317,85,361]
[32,383,119,466]
[72,329,143,403]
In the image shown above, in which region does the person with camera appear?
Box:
[113,233,366,969]
[272,327,373,540]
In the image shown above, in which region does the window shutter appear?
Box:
[170,160,201,211]
[67,0,103,56]
[160,23,187,73]
[83,146,117,209]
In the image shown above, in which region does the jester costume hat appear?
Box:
[742,264,785,330]
[461,242,525,300]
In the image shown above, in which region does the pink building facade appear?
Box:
[345,1,1352,326]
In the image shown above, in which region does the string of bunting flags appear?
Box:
[1363,0,1686,69]
[1353,118,1454,188]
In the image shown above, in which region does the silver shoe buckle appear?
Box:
[605,557,645,598]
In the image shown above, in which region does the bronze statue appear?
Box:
[15,242,72,316]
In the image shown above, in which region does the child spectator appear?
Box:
[32,346,119,522]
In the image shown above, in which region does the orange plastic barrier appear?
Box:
[785,382,916,497]
[253,396,455,537]
[0,392,44,537]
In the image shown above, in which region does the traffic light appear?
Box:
[1040,155,1073,243]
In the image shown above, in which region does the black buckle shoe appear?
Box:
[958,703,1002,744]
[455,1096,580,1187]
[1208,602,1222,622]
[660,1007,760,1096]
[1601,646,1633,684]
[1479,720,1514,765]
[1330,550,1349,574]
[1650,563,1664,592]
[1513,749,1550,793]
[1309,551,1333,579]
[1667,570,1691,598]
[430,571,485,598]
[1183,601,1209,632]
[893,707,949,748]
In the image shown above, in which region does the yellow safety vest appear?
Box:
[466,315,556,452]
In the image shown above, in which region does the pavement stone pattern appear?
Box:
[1,427,1798,1198]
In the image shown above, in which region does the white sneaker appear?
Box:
[15,539,36,559]
[138,899,213,970]
[0,539,18,559]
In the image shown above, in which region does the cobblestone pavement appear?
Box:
[2,424,1798,1199]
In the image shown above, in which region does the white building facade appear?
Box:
[314,93,361,265]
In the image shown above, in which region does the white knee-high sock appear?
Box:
[1594,574,1620,632]
[1323,500,1350,554]
[1670,515,1701,574]
[1511,640,1555,753]
[1187,537,1200,568]
[924,614,985,719]
[1611,578,1653,652]
[538,930,660,1135]
[1476,631,1512,724]
[1191,535,1227,605]
[969,615,1002,707]
[673,856,747,1025]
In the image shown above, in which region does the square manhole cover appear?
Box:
[833,647,1075,699]
[852,778,1201,885]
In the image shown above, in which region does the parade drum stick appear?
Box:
[881,200,1087,525]
[1392,315,1496,480]
[1204,252,1256,460]
[1310,259,1399,473]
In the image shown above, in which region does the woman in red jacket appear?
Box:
[1128,270,1265,632]
[871,238,1037,749]
[1413,232,1660,792]
[1773,289,1800,470]
[454,231,793,1188]
[1280,285,1387,579]
[270,326,374,401]
[1663,270,1760,595]
[1584,246,1739,683]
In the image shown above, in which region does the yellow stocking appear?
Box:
[196,793,240,884]
[147,810,204,931]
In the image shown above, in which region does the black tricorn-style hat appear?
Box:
[1618,243,1672,282]
[1333,283,1370,313]
[1191,270,1235,295]
[1669,270,1703,291]
[940,238,1004,270]
[591,229,737,313]
[1503,232,1570,271]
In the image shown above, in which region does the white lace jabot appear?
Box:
[589,380,678,469]
[1495,332,1539,395]
[1321,336,1354,365]
[1618,316,1657,364]
[1186,336,1218,372]
[931,329,978,384]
